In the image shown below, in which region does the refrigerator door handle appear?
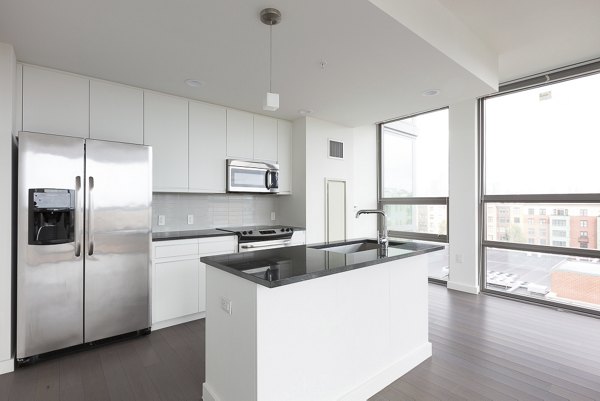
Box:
[74,176,82,257]
[87,176,95,256]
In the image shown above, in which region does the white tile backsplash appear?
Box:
[152,193,281,232]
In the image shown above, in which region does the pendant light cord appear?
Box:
[269,24,273,92]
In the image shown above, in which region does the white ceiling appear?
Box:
[437,0,600,83]
[0,0,598,126]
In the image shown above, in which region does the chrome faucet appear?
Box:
[355,209,388,247]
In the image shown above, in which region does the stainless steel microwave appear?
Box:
[226,159,279,193]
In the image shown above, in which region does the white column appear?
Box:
[0,42,16,374]
[447,99,480,294]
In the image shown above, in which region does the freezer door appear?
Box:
[84,139,152,342]
[17,132,85,359]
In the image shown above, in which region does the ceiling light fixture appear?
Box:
[422,89,440,97]
[185,79,205,88]
[260,8,281,111]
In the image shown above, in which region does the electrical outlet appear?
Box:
[220,297,232,315]
[271,211,276,221]
[187,214,194,225]
[158,215,166,226]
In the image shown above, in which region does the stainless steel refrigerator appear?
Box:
[17,131,152,361]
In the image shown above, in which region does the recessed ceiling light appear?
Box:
[298,109,313,116]
[422,89,440,97]
[185,79,205,88]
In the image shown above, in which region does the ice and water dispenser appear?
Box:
[28,188,75,245]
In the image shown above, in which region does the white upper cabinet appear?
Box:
[189,101,227,193]
[226,109,254,160]
[90,80,143,144]
[22,65,89,138]
[144,92,189,192]
[253,115,278,162]
[277,119,292,194]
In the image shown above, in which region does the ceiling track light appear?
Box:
[260,8,281,111]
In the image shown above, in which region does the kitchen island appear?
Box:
[201,239,444,401]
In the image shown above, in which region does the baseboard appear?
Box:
[202,382,219,401]
[447,280,480,294]
[338,342,432,401]
[151,312,205,331]
[0,358,14,375]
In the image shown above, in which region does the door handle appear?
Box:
[240,240,291,249]
[265,171,271,189]
[74,176,81,257]
[87,176,94,256]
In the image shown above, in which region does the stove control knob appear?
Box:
[286,228,291,232]
[249,230,253,235]
[281,228,285,232]
[242,231,247,235]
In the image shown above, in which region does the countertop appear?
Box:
[152,229,236,241]
[152,226,306,242]
[201,239,444,288]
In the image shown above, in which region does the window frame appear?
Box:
[378,107,450,244]
[479,65,600,315]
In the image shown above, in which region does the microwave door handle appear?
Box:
[265,171,271,189]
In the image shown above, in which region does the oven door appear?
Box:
[227,160,279,193]
[238,239,292,253]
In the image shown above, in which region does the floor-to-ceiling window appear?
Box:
[379,108,449,281]
[481,67,600,313]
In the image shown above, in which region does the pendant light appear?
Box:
[260,8,281,111]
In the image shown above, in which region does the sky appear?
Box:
[485,72,600,195]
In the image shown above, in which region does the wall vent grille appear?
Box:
[329,140,344,159]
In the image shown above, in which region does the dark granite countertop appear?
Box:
[152,226,306,242]
[201,239,444,288]
[152,229,236,241]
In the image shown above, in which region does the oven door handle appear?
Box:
[240,240,291,249]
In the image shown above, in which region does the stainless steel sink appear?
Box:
[323,241,381,254]
[310,240,399,254]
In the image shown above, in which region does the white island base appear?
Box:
[203,253,432,401]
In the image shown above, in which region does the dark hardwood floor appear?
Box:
[1,284,599,401]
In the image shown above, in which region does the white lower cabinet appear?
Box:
[291,230,306,245]
[154,257,199,322]
[152,235,237,330]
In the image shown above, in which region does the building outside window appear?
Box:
[481,69,600,313]
[380,108,449,281]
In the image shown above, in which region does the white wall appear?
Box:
[278,118,378,244]
[305,117,355,243]
[448,99,480,294]
[352,125,378,239]
[278,118,306,228]
[0,42,16,373]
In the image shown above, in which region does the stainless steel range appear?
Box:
[217,225,295,253]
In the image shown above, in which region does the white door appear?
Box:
[326,180,346,242]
